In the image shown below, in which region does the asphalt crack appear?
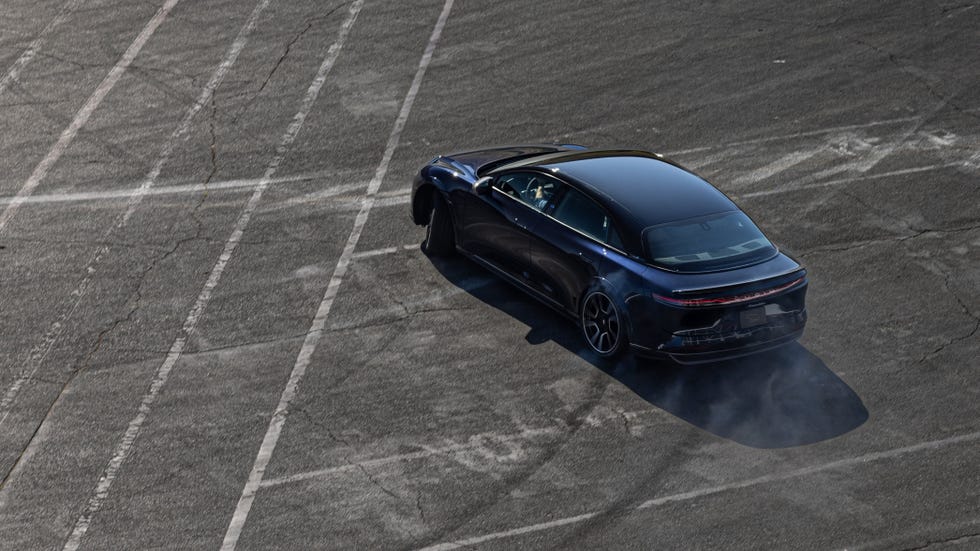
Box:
[0,228,199,491]
[937,2,976,17]
[618,409,633,436]
[231,2,348,123]
[205,93,219,185]
[327,305,476,333]
[302,409,402,501]
[410,369,613,551]
[918,268,980,364]
[900,531,980,550]
[32,50,104,70]
[130,63,201,86]
[855,38,980,122]
[799,223,980,258]
[0,87,223,486]
[800,186,980,258]
[0,235,175,253]
[80,230,204,371]
[415,491,427,525]
[5,83,133,160]
[798,187,979,362]
[254,21,313,100]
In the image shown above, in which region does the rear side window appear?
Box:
[642,211,776,272]
[552,187,622,247]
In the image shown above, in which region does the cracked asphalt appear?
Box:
[1,0,978,550]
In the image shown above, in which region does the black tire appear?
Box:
[580,290,628,359]
[422,192,455,256]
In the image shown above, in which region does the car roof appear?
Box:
[492,150,738,244]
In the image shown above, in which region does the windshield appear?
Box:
[642,211,776,272]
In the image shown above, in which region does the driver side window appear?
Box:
[493,172,559,212]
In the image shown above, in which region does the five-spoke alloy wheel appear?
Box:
[581,290,625,357]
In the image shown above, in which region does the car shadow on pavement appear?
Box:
[429,254,868,449]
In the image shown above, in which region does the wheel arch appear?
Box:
[579,276,634,344]
[412,182,438,225]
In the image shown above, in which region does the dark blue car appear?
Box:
[411,145,808,364]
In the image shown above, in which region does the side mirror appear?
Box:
[472,176,492,195]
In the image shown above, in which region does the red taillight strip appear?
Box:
[654,276,805,307]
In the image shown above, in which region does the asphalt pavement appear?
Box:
[0,0,978,549]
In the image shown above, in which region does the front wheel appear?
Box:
[580,290,627,358]
[422,192,455,256]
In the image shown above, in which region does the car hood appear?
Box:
[440,144,585,178]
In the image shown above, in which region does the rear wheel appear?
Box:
[580,290,627,358]
[422,192,454,256]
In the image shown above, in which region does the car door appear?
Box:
[528,183,625,314]
[457,172,545,282]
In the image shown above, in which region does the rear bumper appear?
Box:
[630,309,807,365]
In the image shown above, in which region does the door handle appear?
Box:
[577,251,595,265]
[514,217,528,230]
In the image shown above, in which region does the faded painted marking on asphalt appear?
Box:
[0,0,276,434]
[260,406,658,488]
[277,190,409,214]
[0,172,359,206]
[261,426,562,488]
[0,0,84,98]
[0,0,183,234]
[221,1,454,548]
[665,115,921,156]
[732,148,824,185]
[60,1,359,548]
[417,430,980,550]
[738,161,967,199]
[350,243,417,260]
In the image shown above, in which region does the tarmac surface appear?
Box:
[0,0,978,549]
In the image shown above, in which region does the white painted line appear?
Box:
[350,243,417,260]
[59,1,361,548]
[0,0,183,234]
[0,0,275,431]
[679,150,738,171]
[285,190,410,213]
[417,429,980,550]
[421,513,601,551]
[732,148,823,185]
[636,431,980,509]
[0,0,84,98]
[350,246,398,259]
[221,1,454,548]
[739,161,966,199]
[0,174,361,206]
[374,192,411,208]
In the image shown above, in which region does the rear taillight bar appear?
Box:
[654,276,805,307]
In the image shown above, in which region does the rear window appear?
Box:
[642,211,776,272]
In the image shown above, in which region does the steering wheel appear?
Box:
[520,177,539,202]
[499,180,521,198]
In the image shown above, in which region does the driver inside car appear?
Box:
[533,185,549,209]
